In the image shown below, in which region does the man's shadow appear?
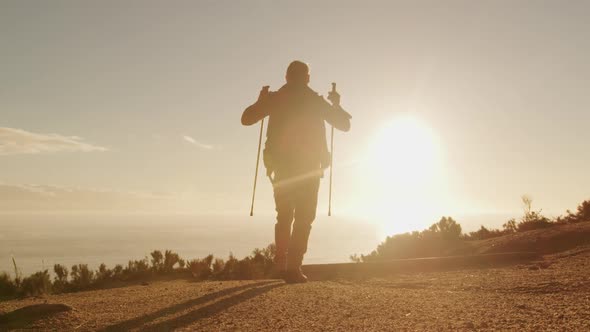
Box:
[101,280,283,331]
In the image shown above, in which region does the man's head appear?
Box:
[286,60,310,86]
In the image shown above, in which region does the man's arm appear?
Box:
[319,90,351,132]
[241,86,272,126]
[324,104,352,132]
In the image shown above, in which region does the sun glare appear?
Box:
[362,115,444,237]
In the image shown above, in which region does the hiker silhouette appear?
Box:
[241,60,351,283]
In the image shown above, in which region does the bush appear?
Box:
[187,256,213,279]
[163,250,180,273]
[95,263,113,284]
[516,196,553,231]
[70,264,94,290]
[428,216,462,240]
[503,219,517,233]
[52,264,69,293]
[212,258,225,275]
[218,253,239,280]
[517,211,552,231]
[0,245,276,299]
[574,200,590,221]
[468,225,504,240]
[359,217,465,262]
[113,264,124,277]
[558,200,590,223]
[123,259,150,280]
[0,272,18,298]
[20,270,51,296]
[150,250,164,272]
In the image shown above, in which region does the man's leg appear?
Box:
[286,176,320,282]
[273,178,294,273]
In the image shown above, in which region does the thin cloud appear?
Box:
[0,183,182,212]
[0,127,107,155]
[182,135,213,150]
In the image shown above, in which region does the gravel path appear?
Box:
[1,248,589,331]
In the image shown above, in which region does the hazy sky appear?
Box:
[2,1,589,228]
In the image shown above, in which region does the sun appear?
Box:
[368,116,439,187]
[361,115,444,237]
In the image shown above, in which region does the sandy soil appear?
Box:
[1,246,589,331]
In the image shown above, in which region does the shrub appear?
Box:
[559,200,590,223]
[503,219,517,233]
[517,211,552,231]
[163,250,180,272]
[0,272,18,298]
[429,216,462,240]
[360,217,465,262]
[113,264,124,278]
[53,264,69,293]
[95,263,113,283]
[150,250,164,272]
[187,257,213,279]
[235,257,253,279]
[70,264,94,290]
[261,243,276,262]
[218,253,239,280]
[468,225,504,240]
[574,200,590,221]
[254,244,275,275]
[212,258,225,275]
[2,246,277,299]
[124,259,150,280]
[54,264,68,282]
[20,270,51,296]
[516,196,552,232]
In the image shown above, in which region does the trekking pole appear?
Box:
[250,117,265,216]
[328,82,336,217]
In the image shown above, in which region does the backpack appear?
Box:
[263,84,331,179]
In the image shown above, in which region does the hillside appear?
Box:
[473,221,590,254]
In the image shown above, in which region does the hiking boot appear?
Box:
[283,268,308,284]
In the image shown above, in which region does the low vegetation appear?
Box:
[0,245,275,300]
[353,197,590,262]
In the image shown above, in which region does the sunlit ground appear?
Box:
[360,114,449,238]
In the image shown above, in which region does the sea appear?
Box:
[0,212,518,277]
[0,213,380,277]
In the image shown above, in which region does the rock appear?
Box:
[0,303,72,326]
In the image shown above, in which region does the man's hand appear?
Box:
[327,87,340,107]
[258,85,271,102]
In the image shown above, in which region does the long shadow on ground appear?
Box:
[101,280,283,331]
